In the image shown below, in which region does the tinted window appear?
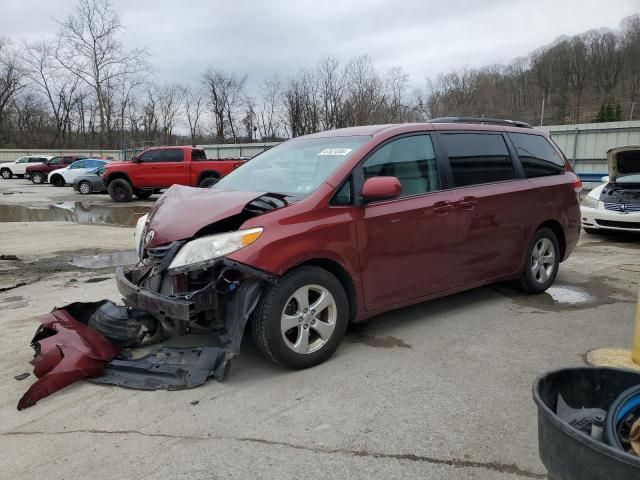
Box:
[85,159,105,168]
[48,157,63,165]
[192,149,207,161]
[63,157,77,165]
[509,133,564,178]
[441,133,514,187]
[70,160,86,169]
[16,157,28,164]
[332,176,353,205]
[29,158,45,163]
[163,149,184,162]
[138,150,162,163]
[362,135,439,197]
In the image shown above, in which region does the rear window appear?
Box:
[29,158,45,163]
[163,149,184,162]
[440,133,515,187]
[509,133,564,178]
[192,149,207,161]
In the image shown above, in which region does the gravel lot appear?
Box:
[0,178,639,479]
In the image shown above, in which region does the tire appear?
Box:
[583,227,599,234]
[1,168,12,179]
[50,174,65,187]
[251,266,349,369]
[519,227,560,294]
[78,181,93,195]
[198,176,219,188]
[603,385,640,452]
[31,172,44,184]
[134,189,153,200]
[108,178,134,202]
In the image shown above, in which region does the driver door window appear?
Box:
[362,135,440,197]
[70,161,86,169]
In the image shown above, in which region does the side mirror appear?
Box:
[601,175,610,183]
[132,156,140,163]
[362,176,402,202]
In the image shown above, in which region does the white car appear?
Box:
[0,155,52,179]
[47,159,110,187]
[581,145,640,233]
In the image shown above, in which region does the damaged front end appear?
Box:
[18,187,293,409]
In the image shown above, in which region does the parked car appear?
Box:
[0,155,52,179]
[117,118,581,370]
[102,146,245,202]
[581,145,640,233]
[48,159,110,187]
[73,166,108,194]
[26,155,87,184]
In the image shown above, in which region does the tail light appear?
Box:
[573,178,583,193]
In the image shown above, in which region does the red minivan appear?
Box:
[118,119,581,369]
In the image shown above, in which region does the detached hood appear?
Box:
[145,185,296,247]
[608,145,640,182]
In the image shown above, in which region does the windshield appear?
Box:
[215,135,370,196]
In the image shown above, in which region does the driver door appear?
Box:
[354,134,458,311]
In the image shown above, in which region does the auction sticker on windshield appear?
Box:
[318,148,352,156]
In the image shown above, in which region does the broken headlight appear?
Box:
[134,214,149,259]
[581,196,599,209]
[168,228,263,273]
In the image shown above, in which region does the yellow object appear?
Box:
[587,348,640,370]
[587,287,640,370]
[633,286,640,365]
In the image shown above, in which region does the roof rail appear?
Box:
[426,116,533,129]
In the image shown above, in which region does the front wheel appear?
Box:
[1,168,12,179]
[108,178,133,202]
[519,227,560,294]
[252,266,349,369]
[31,172,44,184]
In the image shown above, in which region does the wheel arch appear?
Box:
[104,172,132,186]
[536,219,566,261]
[285,258,358,324]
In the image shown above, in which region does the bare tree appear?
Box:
[257,74,282,140]
[203,68,247,142]
[184,86,205,144]
[0,38,26,145]
[157,83,184,144]
[56,0,148,146]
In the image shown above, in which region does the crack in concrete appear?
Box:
[3,429,545,478]
[0,277,42,293]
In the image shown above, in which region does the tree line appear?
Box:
[0,0,639,150]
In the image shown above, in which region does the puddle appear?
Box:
[0,202,149,227]
[545,285,594,304]
[495,278,625,312]
[70,251,138,269]
[348,332,412,349]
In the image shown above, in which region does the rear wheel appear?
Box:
[1,168,12,179]
[252,266,348,369]
[198,176,219,188]
[519,227,560,294]
[134,189,153,200]
[31,172,44,184]
[108,178,133,202]
[78,181,93,195]
[50,174,65,187]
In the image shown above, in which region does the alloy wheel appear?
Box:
[531,237,556,283]
[281,285,337,354]
[31,173,43,184]
[1,169,11,179]
[79,182,91,194]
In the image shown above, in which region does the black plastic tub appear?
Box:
[533,367,640,480]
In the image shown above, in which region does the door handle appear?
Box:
[457,196,477,210]
[433,201,453,215]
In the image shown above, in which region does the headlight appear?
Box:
[581,196,599,209]
[168,227,263,272]
[134,214,148,259]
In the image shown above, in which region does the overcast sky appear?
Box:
[2,0,639,92]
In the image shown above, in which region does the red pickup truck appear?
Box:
[102,146,245,202]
